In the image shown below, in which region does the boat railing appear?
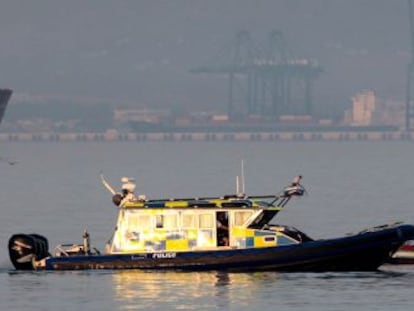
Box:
[54,236,101,257]
[54,244,85,257]
[122,190,301,209]
[54,244,101,257]
[136,183,305,206]
[102,174,306,208]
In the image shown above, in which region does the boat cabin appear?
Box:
[105,196,301,254]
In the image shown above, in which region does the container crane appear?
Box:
[406,0,414,131]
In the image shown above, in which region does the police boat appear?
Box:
[8,176,414,271]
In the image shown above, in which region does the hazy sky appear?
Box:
[0,0,411,116]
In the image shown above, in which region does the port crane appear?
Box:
[191,31,322,120]
[406,0,414,131]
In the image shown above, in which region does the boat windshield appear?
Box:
[248,210,279,229]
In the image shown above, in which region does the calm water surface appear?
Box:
[1,141,414,310]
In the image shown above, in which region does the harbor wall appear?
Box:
[1,131,414,142]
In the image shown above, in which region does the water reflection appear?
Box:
[111,270,280,311]
[4,268,414,311]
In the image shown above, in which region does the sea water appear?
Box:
[1,141,414,311]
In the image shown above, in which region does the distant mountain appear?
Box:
[0,89,13,124]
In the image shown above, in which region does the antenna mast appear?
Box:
[241,159,245,195]
[235,160,246,196]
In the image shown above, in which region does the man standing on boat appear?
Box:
[216,212,229,246]
[283,175,305,197]
[291,175,302,187]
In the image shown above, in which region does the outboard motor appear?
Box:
[8,234,49,270]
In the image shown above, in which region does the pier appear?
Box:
[0,130,413,143]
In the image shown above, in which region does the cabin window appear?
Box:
[156,215,164,228]
[126,213,151,230]
[199,214,214,228]
[234,211,253,226]
[127,213,140,229]
[248,210,278,229]
[138,215,151,230]
[155,214,178,229]
[164,214,177,229]
[182,214,195,228]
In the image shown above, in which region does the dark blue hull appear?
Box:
[42,224,414,272]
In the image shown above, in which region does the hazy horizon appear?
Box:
[0,0,411,117]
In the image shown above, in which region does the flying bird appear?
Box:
[0,156,18,165]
